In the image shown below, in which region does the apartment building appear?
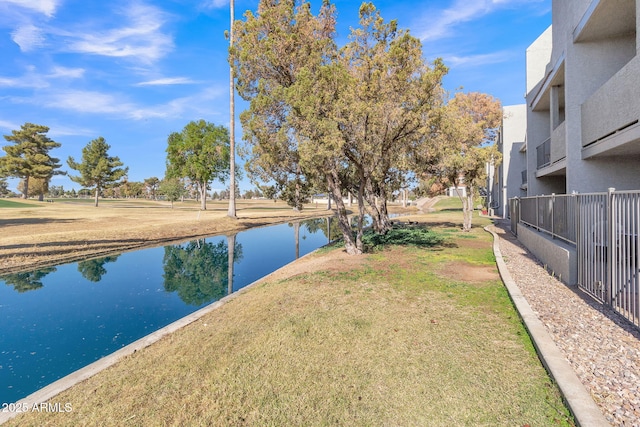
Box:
[525,0,640,196]
[491,104,527,218]
[506,0,640,328]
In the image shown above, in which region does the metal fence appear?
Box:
[518,194,577,245]
[511,189,640,329]
[576,193,607,302]
[609,191,640,326]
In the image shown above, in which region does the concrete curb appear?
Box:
[485,225,610,427]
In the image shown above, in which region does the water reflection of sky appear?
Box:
[0,217,337,404]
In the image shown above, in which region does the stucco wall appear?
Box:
[526,27,553,95]
[517,223,577,285]
[500,105,527,217]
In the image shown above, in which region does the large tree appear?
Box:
[17,177,49,201]
[144,176,160,200]
[159,177,186,208]
[0,177,9,197]
[331,3,447,234]
[234,0,335,211]
[428,92,502,231]
[67,137,128,207]
[166,120,230,210]
[0,123,63,199]
[233,1,446,253]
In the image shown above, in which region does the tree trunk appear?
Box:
[463,185,474,231]
[364,182,391,234]
[327,171,360,255]
[355,179,367,253]
[199,182,207,210]
[21,176,29,199]
[94,188,99,207]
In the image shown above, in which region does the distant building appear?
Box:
[491,104,527,218]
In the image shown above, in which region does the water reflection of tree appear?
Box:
[300,217,342,242]
[1,267,56,292]
[77,255,120,282]
[163,238,243,306]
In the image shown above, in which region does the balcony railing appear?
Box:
[536,138,551,169]
[519,193,576,245]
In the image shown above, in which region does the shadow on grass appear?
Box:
[362,223,448,252]
[0,237,147,251]
[0,218,78,227]
[436,207,464,212]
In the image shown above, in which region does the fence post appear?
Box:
[572,191,577,245]
[606,187,615,306]
[536,196,539,231]
[551,193,555,239]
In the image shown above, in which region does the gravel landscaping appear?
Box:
[492,220,640,426]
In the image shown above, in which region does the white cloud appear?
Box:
[0,119,20,131]
[443,50,512,67]
[48,66,85,79]
[416,0,543,41]
[63,2,174,64]
[0,76,20,87]
[128,85,226,120]
[135,77,196,86]
[8,84,226,122]
[0,0,60,17]
[205,0,229,8]
[38,90,136,115]
[47,124,95,137]
[0,64,82,89]
[0,73,48,89]
[11,24,46,51]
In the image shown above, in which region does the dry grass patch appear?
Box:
[6,232,573,426]
[0,198,342,274]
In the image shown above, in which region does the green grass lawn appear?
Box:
[0,199,41,208]
[5,203,574,426]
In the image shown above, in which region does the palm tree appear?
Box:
[227,0,237,218]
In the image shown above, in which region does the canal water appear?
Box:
[0,216,344,404]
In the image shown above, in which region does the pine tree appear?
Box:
[67,137,128,207]
[0,123,63,199]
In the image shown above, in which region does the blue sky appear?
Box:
[0,0,550,193]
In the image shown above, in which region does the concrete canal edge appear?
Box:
[485,225,610,427]
[0,248,323,425]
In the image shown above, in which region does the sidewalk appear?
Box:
[490,220,640,426]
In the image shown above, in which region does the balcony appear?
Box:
[536,138,550,169]
[574,0,636,43]
[536,136,566,178]
[581,52,640,158]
